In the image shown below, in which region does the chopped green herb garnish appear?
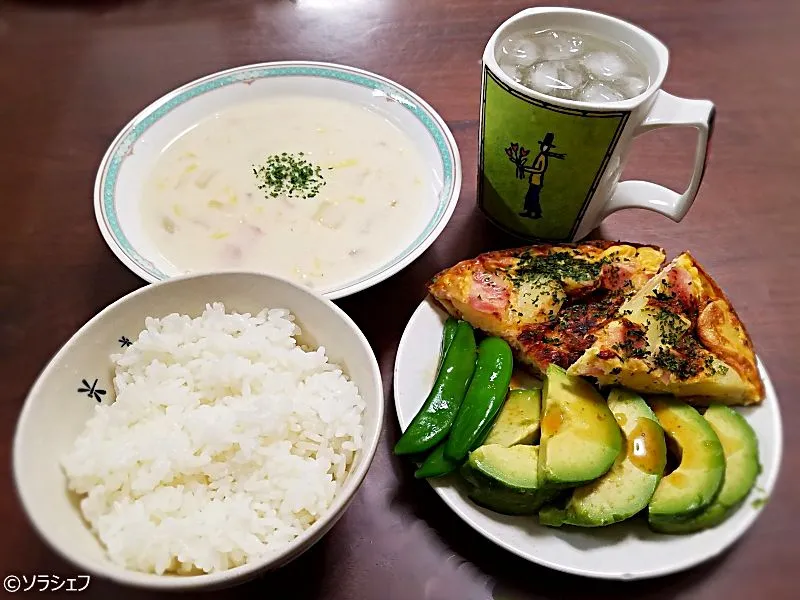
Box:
[652,348,697,378]
[611,325,649,359]
[651,345,727,380]
[253,152,326,199]
[652,290,674,303]
[651,308,684,346]
[612,341,648,359]
[703,354,729,376]
[510,251,605,286]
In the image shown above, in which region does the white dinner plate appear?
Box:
[393,296,783,580]
[94,61,461,299]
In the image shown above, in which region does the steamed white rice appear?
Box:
[61,303,365,575]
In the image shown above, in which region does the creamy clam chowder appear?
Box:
[140,96,434,289]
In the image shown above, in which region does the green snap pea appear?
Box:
[414,397,506,479]
[444,337,514,462]
[394,320,477,456]
[414,443,461,478]
[438,317,458,370]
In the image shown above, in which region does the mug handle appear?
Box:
[601,90,715,222]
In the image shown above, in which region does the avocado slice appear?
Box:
[539,388,667,527]
[647,397,725,529]
[653,405,760,533]
[482,389,541,447]
[461,444,556,515]
[538,364,622,487]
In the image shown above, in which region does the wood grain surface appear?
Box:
[1,1,798,598]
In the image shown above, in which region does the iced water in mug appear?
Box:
[478,7,715,241]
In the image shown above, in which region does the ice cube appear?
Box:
[498,57,525,84]
[530,62,568,94]
[535,31,584,60]
[499,34,540,68]
[528,61,572,97]
[554,61,588,93]
[582,51,630,81]
[580,81,625,103]
[615,75,648,99]
[526,61,588,99]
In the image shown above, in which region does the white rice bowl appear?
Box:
[60,302,365,576]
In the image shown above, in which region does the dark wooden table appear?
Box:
[1,1,798,598]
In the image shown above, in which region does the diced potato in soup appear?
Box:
[140,96,433,289]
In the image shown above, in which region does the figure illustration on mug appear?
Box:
[505,132,566,219]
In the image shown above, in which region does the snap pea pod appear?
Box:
[438,317,458,370]
[394,320,477,455]
[414,443,460,478]
[444,337,514,462]
[405,317,457,465]
[414,412,501,479]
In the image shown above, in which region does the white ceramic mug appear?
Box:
[478,7,715,242]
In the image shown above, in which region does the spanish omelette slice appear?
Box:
[567,252,764,405]
[427,241,666,376]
